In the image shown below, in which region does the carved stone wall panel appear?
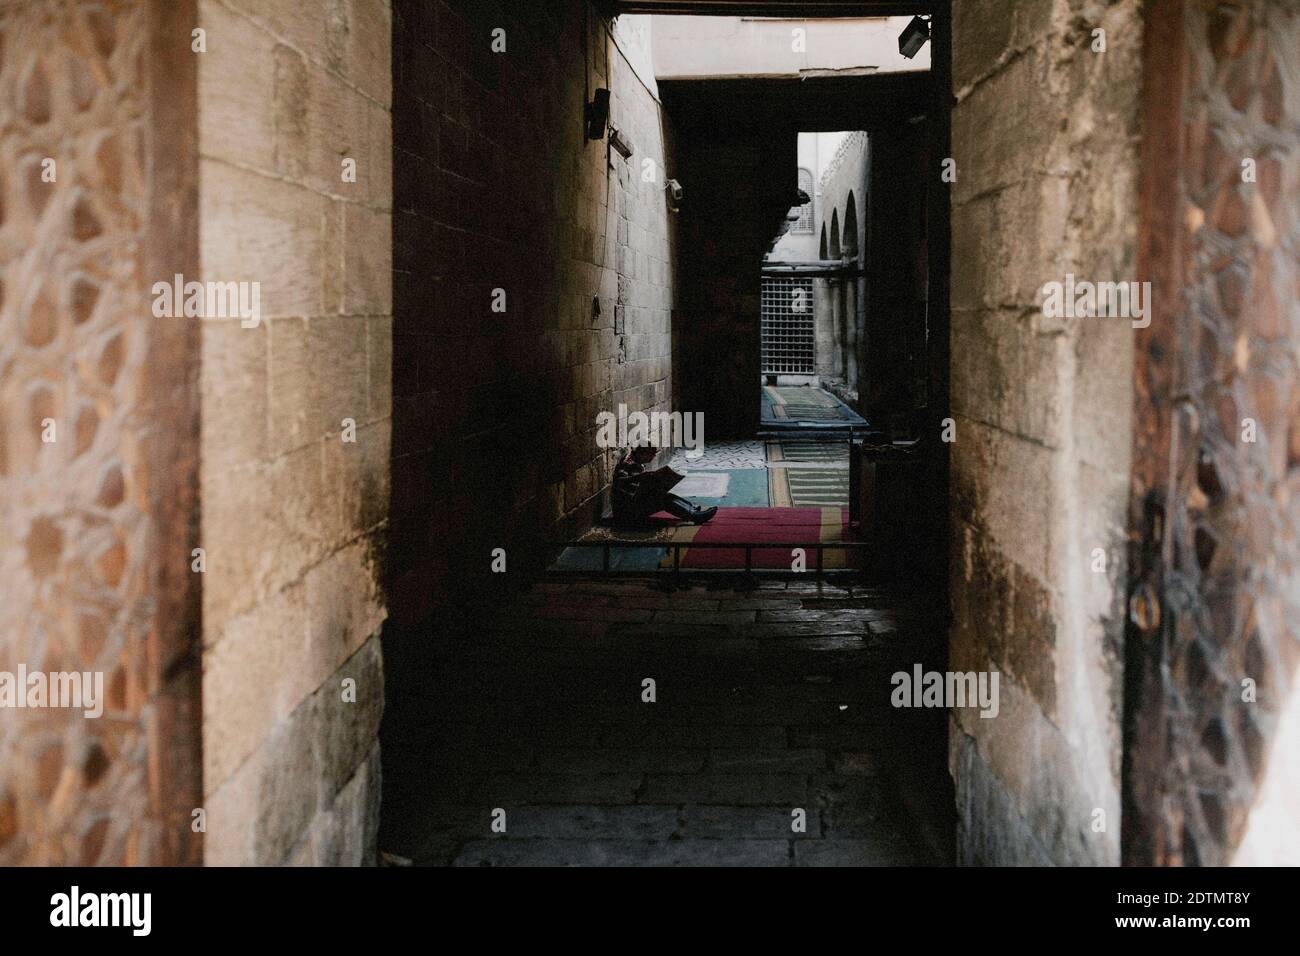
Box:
[1128,0,1300,866]
[0,0,199,866]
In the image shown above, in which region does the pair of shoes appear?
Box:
[690,506,718,525]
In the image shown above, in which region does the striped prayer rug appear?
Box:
[766,441,850,507]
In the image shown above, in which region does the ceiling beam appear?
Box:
[659,72,932,133]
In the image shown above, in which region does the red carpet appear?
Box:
[654,506,854,569]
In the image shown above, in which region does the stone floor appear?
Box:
[379,577,953,866]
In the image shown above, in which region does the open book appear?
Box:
[634,465,685,497]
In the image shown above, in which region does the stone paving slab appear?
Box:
[707,748,829,774]
[678,804,823,839]
[597,723,789,750]
[502,805,682,840]
[534,748,706,774]
[794,838,921,867]
[638,773,809,806]
[380,577,953,866]
[651,609,759,626]
[453,838,793,867]
[442,774,645,805]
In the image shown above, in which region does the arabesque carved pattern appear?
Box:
[0,0,154,866]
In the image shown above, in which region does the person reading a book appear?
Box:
[611,445,718,526]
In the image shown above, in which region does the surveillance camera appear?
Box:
[607,126,634,161]
[899,15,930,59]
[665,178,683,203]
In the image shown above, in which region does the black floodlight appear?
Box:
[586,88,610,140]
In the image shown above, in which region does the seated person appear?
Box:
[611,445,718,526]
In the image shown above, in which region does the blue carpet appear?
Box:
[682,468,769,508]
[760,385,867,430]
[554,545,667,571]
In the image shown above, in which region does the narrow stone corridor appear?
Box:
[3,0,1297,883]
[380,578,952,866]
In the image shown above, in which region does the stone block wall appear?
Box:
[947,0,1142,865]
[386,0,677,625]
[196,0,392,866]
[0,0,202,866]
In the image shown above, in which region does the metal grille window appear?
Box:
[792,168,814,234]
[761,276,815,374]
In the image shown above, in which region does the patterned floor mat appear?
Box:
[555,428,860,569]
[668,440,765,471]
[766,441,850,507]
[770,386,840,407]
[763,386,861,424]
[772,441,849,464]
[784,469,850,506]
[676,468,769,508]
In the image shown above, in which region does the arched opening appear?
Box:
[843,191,859,260]
[793,167,815,234]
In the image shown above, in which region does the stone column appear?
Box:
[842,262,859,393]
[813,277,836,380]
[829,277,845,381]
